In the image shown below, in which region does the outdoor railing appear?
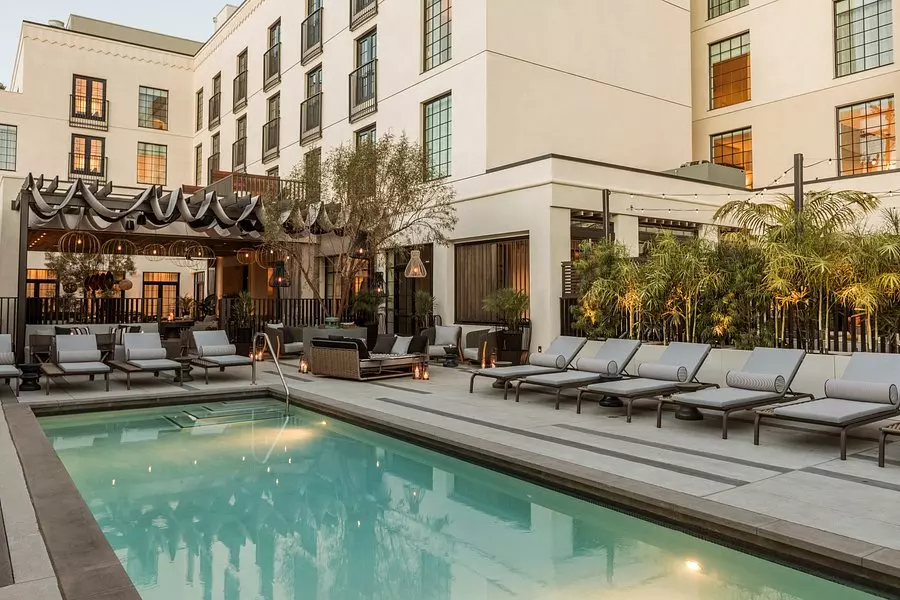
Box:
[301,9,324,65]
[350,0,377,30]
[232,137,247,171]
[203,171,302,202]
[233,71,248,111]
[69,95,109,131]
[349,60,377,122]
[68,153,108,183]
[208,92,221,129]
[300,93,323,144]
[263,43,281,90]
[262,117,280,162]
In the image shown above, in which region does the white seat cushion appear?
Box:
[677,387,776,409]
[462,348,479,361]
[59,362,110,374]
[428,345,451,357]
[524,370,607,387]
[773,398,898,425]
[584,378,677,397]
[128,359,181,370]
[475,365,561,379]
[202,355,253,367]
[283,341,304,354]
[0,365,20,377]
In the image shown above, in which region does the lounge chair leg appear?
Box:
[105,373,109,392]
[656,400,663,429]
[205,368,209,385]
[179,366,185,387]
[879,430,888,468]
[555,388,563,410]
[126,373,131,391]
[469,373,476,394]
[576,389,584,414]
[515,381,523,403]
[722,411,729,440]
[840,429,848,460]
[44,374,49,396]
[753,414,761,446]
[503,380,510,400]
[625,399,633,423]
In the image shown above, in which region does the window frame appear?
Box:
[708,0,748,20]
[423,0,452,72]
[142,272,180,318]
[195,88,204,132]
[355,124,377,147]
[356,28,378,67]
[454,236,530,325]
[423,92,452,180]
[71,74,107,120]
[709,31,751,110]
[710,126,753,187]
[194,144,203,186]
[307,66,323,96]
[836,94,896,176]
[834,0,894,78]
[136,141,168,186]
[70,134,105,175]
[137,85,169,131]
[0,124,16,172]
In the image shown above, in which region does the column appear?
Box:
[529,206,571,350]
[611,214,640,257]
[431,244,454,324]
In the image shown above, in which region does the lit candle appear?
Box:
[423,370,430,381]
[413,365,421,380]
[299,359,308,374]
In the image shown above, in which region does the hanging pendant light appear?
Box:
[404,250,427,278]
[268,261,291,288]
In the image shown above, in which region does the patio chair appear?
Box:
[191,330,254,384]
[422,325,462,360]
[461,329,496,365]
[754,352,900,460]
[576,342,712,427]
[469,336,587,399]
[513,339,642,409]
[114,333,184,390]
[672,348,809,439]
[0,334,20,396]
[43,334,110,394]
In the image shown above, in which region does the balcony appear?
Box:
[69,95,109,131]
[349,60,377,123]
[232,137,247,171]
[263,43,281,91]
[207,152,220,183]
[300,93,323,145]
[233,71,248,112]
[69,153,107,183]
[208,93,221,130]
[262,118,280,163]
[350,0,377,30]
[301,8,324,65]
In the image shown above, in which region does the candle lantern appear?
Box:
[300,359,309,374]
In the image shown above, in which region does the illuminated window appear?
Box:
[710,32,750,110]
[26,269,57,298]
[194,144,203,185]
[0,124,15,171]
[138,86,168,130]
[72,75,106,119]
[143,272,179,317]
[71,135,105,176]
[711,127,753,187]
[424,93,451,180]
[838,96,895,176]
[424,0,452,71]
[709,0,747,19]
[137,142,167,186]
[455,238,530,324]
[835,0,893,77]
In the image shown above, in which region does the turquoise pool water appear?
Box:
[41,399,882,600]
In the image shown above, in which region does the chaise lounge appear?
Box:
[754,352,900,460]
[110,333,185,390]
[191,330,255,384]
[513,339,642,409]
[576,342,712,427]
[468,336,587,399]
[42,333,111,395]
[672,347,809,438]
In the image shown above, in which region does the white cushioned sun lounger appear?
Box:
[0,334,20,396]
[192,330,254,384]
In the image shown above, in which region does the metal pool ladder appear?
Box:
[252,332,291,416]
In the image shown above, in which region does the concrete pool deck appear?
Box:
[2,360,900,597]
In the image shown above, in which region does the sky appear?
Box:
[0,0,231,85]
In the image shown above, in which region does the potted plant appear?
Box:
[352,290,383,348]
[231,291,255,355]
[483,288,530,360]
[179,295,195,320]
[413,291,436,333]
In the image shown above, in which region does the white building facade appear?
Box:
[1,0,899,348]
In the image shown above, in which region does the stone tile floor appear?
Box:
[3,359,900,597]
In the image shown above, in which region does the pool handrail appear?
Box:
[252,331,290,416]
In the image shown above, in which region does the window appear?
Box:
[0,124,15,171]
[709,32,750,109]
[305,148,321,202]
[265,20,282,87]
[210,74,222,128]
[835,0,893,77]
[194,144,203,185]
[138,86,168,130]
[263,94,280,161]
[455,237,530,324]
[357,29,377,66]
[424,0,452,71]
[236,116,247,141]
[234,117,248,170]
[708,0,748,19]
[268,20,281,48]
[143,272,179,318]
[212,133,221,156]
[711,127,753,187]
[209,133,220,180]
[424,93,452,179]
[71,135,105,176]
[351,30,378,121]
[235,49,249,110]
[267,166,279,178]
[356,124,376,147]
[26,269,57,298]
[307,66,323,96]
[137,142,167,185]
[195,89,203,132]
[72,75,106,119]
[193,272,205,305]
[838,96,896,176]
[238,49,248,74]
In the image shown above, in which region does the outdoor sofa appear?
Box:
[513,339,642,409]
[469,336,587,399]
[191,330,255,384]
[672,348,810,438]
[754,352,900,460]
[0,334,20,396]
[576,342,712,427]
[309,337,426,381]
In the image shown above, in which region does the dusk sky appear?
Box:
[0,0,231,85]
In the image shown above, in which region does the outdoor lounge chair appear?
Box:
[513,339,642,409]
[43,333,111,395]
[576,342,712,427]
[0,334,20,396]
[112,333,184,390]
[468,336,587,399]
[754,352,900,460]
[191,330,254,384]
[672,348,809,439]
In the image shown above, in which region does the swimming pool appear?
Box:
[40,398,881,600]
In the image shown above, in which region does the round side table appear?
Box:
[18,363,42,392]
[443,346,459,368]
[673,382,704,421]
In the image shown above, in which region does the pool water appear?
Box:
[40,399,882,600]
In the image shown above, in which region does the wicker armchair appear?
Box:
[462,329,497,365]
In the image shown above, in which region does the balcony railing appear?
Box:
[233,71,248,112]
[349,60,377,122]
[69,153,108,183]
[207,152,220,183]
[69,95,109,131]
[208,93,221,129]
[262,117,280,163]
[301,9,324,65]
[300,93,323,145]
[350,0,377,30]
[263,43,281,91]
[232,137,247,171]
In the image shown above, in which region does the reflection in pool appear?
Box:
[40,399,880,599]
